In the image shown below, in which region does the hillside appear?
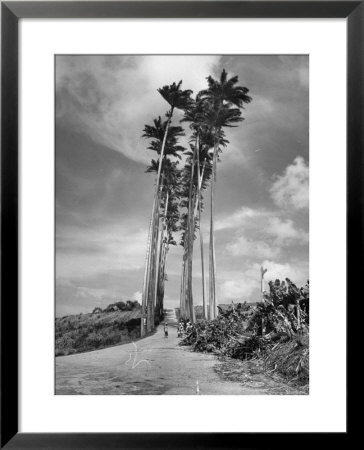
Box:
[56,302,142,356]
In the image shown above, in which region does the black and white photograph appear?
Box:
[55,55,309,395]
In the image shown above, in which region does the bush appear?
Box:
[114,301,126,311]
[263,334,309,384]
[180,306,253,356]
[180,278,309,385]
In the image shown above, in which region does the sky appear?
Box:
[55,55,309,317]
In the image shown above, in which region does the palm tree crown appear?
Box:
[158,81,194,110]
[201,68,252,109]
[143,116,185,159]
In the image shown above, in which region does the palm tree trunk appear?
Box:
[156,241,165,321]
[141,204,155,337]
[147,191,160,331]
[156,191,169,321]
[180,257,186,319]
[144,108,174,333]
[185,137,197,322]
[209,183,214,320]
[212,220,217,318]
[188,192,197,323]
[153,193,163,323]
[156,231,164,322]
[209,138,219,319]
[183,240,190,319]
[199,204,207,320]
[160,244,169,318]
[193,159,206,217]
[195,152,207,320]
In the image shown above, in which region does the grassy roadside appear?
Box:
[55,309,142,356]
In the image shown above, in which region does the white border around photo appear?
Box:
[19,18,346,433]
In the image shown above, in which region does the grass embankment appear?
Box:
[56,307,141,356]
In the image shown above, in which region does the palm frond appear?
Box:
[157,81,194,110]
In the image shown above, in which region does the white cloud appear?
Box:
[250,260,309,286]
[132,291,142,302]
[215,207,269,231]
[270,156,309,209]
[56,222,148,279]
[216,207,308,246]
[56,55,220,163]
[219,278,258,302]
[217,258,308,303]
[267,217,308,245]
[226,235,280,259]
[218,206,308,260]
[140,55,220,95]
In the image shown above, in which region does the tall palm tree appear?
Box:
[154,82,193,195]
[179,96,230,321]
[141,121,184,335]
[179,97,208,321]
[194,131,221,319]
[153,160,181,321]
[143,120,185,329]
[178,163,195,322]
[141,84,191,335]
[200,69,252,319]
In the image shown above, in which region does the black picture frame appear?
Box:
[1,1,359,448]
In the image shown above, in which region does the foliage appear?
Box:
[180,303,253,354]
[200,69,252,109]
[142,71,254,328]
[141,82,192,331]
[157,81,193,110]
[180,278,309,385]
[142,70,252,328]
[262,334,309,385]
[143,117,185,159]
[92,300,140,314]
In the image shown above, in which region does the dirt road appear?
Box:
[56,309,304,395]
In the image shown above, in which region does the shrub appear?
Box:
[180,278,309,385]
